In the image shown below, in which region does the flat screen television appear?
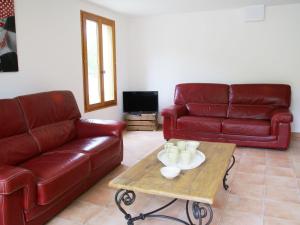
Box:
[123,91,158,113]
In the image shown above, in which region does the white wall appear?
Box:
[126,4,300,131]
[0,0,129,121]
[1,1,299,131]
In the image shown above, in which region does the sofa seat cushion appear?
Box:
[54,136,121,170]
[222,119,270,137]
[20,152,90,205]
[177,116,223,133]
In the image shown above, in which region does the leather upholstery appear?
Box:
[222,119,270,136]
[21,152,90,205]
[0,134,40,166]
[177,116,223,133]
[0,99,39,166]
[161,105,188,119]
[30,120,76,152]
[174,83,229,105]
[76,119,126,138]
[54,136,121,170]
[228,104,275,120]
[0,165,36,210]
[17,91,81,129]
[228,84,291,119]
[0,190,25,225]
[229,84,291,107]
[271,108,293,124]
[0,91,125,225]
[0,99,27,138]
[186,103,227,118]
[18,91,80,152]
[271,108,293,135]
[162,83,292,150]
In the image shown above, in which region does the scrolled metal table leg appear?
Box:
[114,189,190,224]
[115,189,214,225]
[186,201,213,225]
[115,189,136,225]
[223,155,236,190]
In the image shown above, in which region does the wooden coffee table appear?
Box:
[109,140,236,225]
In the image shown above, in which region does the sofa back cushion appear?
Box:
[174,83,229,118]
[0,99,39,165]
[18,91,81,152]
[228,84,291,120]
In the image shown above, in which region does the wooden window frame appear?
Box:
[81,11,117,112]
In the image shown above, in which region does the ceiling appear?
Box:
[87,0,300,16]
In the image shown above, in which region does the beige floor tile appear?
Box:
[46,217,82,225]
[230,182,265,199]
[102,165,129,180]
[266,158,292,168]
[293,163,300,178]
[265,166,296,177]
[264,216,300,225]
[85,207,125,225]
[56,200,103,224]
[239,156,266,165]
[233,148,245,156]
[289,141,300,148]
[225,194,264,215]
[233,172,265,185]
[290,148,300,154]
[293,155,300,163]
[266,150,291,160]
[78,187,116,207]
[265,175,298,189]
[212,188,229,209]
[236,164,266,174]
[220,211,263,225]
[290,148,300,155]
[241,148,266,158]
[265,186,300,203]
[265,200,300,221]
[44,131,300,225]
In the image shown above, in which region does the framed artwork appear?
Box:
[0,0,18,72]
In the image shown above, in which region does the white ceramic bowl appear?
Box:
[160,166,181,179]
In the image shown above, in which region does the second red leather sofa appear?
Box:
[162,83,293,149]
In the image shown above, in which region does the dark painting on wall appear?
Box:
[0,0,18,72]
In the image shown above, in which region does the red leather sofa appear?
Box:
[0,91,126,225]
[162,83,293,150]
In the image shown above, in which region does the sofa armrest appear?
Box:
[271,109,293,124]
[271,109,293,136]
[0,165,36,210]
[161,105,188,119]
[76,119,127,138]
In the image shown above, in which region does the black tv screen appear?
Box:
[123,91,158,113]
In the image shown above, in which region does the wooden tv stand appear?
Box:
[124,113,158,131]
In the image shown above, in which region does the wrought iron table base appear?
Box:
[115,189,213,225]
[115,155,235,225]
[223,155,236,190]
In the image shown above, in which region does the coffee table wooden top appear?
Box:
[109,140,235,204]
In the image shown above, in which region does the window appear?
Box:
[81,11,117,112]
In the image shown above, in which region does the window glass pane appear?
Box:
[102,24,115,102]
[86,20,101,104]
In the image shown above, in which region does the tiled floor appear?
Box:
[47,131,300,225]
